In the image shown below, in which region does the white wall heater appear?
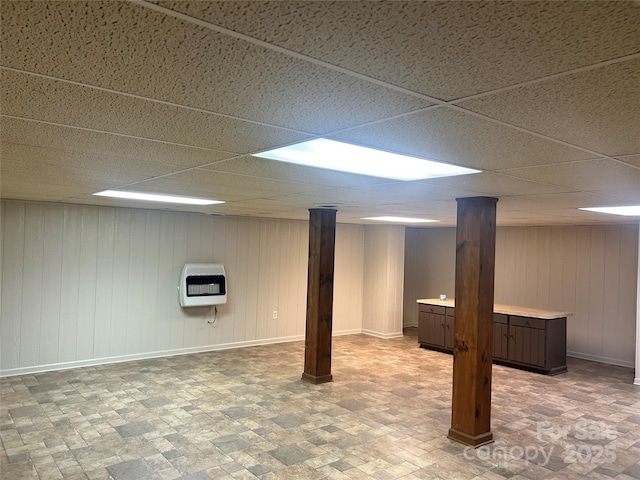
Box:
[179,264,227,307]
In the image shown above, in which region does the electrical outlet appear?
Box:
[272,311,278,319]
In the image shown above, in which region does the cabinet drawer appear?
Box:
[419,305,446,315]
[493,313,508,324]
[509,316,546,330]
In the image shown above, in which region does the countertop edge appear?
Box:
[416,298,572,319]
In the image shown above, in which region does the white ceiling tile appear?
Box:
[123,169,329,201]
[419,172,568,196]
[592,187,640,204]
[500,159,640,191]
[1,117,235,168]
[1,70,310,153]
[201,156,386,188]
[617,155,640,169]
[2,143,187,179]
[331,108,592,170]
[1,1,432,133]
[458,60,640,156]
[1,0,637,226]
[156,1,640,100]
[511,192,631,209]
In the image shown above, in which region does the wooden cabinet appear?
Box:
[418,304,567,375]
[418,305,454,352]
[497,315,567,375]
[493,314,509,361]
[418,305,448,352]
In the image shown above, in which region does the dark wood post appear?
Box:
[302,208,337,384]
[448,197,498,447]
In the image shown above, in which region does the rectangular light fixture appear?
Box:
[579,206,640,216]
[252,138,480,181]
[361,216,439,223]
[93,190,224,205]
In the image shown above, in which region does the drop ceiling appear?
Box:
[1,0,639,226]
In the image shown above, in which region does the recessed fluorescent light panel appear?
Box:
[93,190,224,205]
[579,206,640,216]
[253,138,480,181]
[362,216,439,223]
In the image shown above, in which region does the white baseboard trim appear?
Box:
[333,329,363,337]
[634,378,640,386]
[567,351,634,369]
[361,329,404,339]
[403,322,418,328]
[0,329,365,378]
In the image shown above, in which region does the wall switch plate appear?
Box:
[272,311,278,319]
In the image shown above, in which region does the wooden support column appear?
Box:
[448,196,498,447]
[302,208,337,384]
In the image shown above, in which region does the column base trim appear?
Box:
[301,372,333,384]
[447,428,494,447]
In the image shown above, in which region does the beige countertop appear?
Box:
[416,298,571,320]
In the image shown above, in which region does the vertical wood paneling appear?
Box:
[266,221,279,339]
[76,207,99,361]
[209,217,226,345]
[575,228,592,354]
[513,228,528,306]
[256,221,270,340]
[548,228,564,311]
[402,228,417,325]
[502,228,517,304]
[141,211,160,354]
[6,199,631,373]
[224,217,239,343]
[388,226,405,335]
[94,207,115,359]
[574,228,591,354]
[618,225,639,362]
[58,206,82,363]
[170,213,188,350]
[561,227,578,351]
[525,228,539,307]
[40,204,64,364]
[335,224,364,332]
[537,228,551,308]
[494,229,505,304]
[244,218,261,341]
[588,227,606,355]
[362,226,404,335]
[233,218,249,342]
[1,202,24,369]
[125,210,146,354]
[286,222,302,336]
[277,222,290,338]
[110,209,131,357]
[20,203,44,367]
[1,201,370,374]
[602,226,621,360]
[155,212,176,351]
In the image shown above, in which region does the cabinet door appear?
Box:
[426,312,445,346]
[444,310,454,350]
[418,312,429,344]
[493,314,508,360]
[508,317,545,367]
[418,306,446,347]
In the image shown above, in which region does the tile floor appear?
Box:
[1,334,639,480]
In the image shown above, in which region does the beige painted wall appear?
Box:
[405,225,639,367]
[0,201,366,375]
[362,225,405,337]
